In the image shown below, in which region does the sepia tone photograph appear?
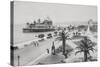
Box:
[10,1,97,66]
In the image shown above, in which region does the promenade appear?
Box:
[14,31,97,66]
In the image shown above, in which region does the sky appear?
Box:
[13,1,97,25]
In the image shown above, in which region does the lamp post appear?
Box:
[51,41,55,55]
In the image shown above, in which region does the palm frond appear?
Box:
[81,40,87,47]
[65,35,69,39]
[88,42,96,49]
[75,50,83,55]
[87,40,92,44]
[89,47,95,53]
[75,45,84,50]
[65,32,68,35]
[79,43,86,49]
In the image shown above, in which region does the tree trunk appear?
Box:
[64,54,68,58]
[10,45,14,66]
[62,35,66,55]
[84,51,88,62]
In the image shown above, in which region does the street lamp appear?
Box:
[51,41,56,55]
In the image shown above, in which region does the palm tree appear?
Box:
[75,36,96,62]
[55,29,69,56]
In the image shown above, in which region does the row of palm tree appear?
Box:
[54,28,96,62]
